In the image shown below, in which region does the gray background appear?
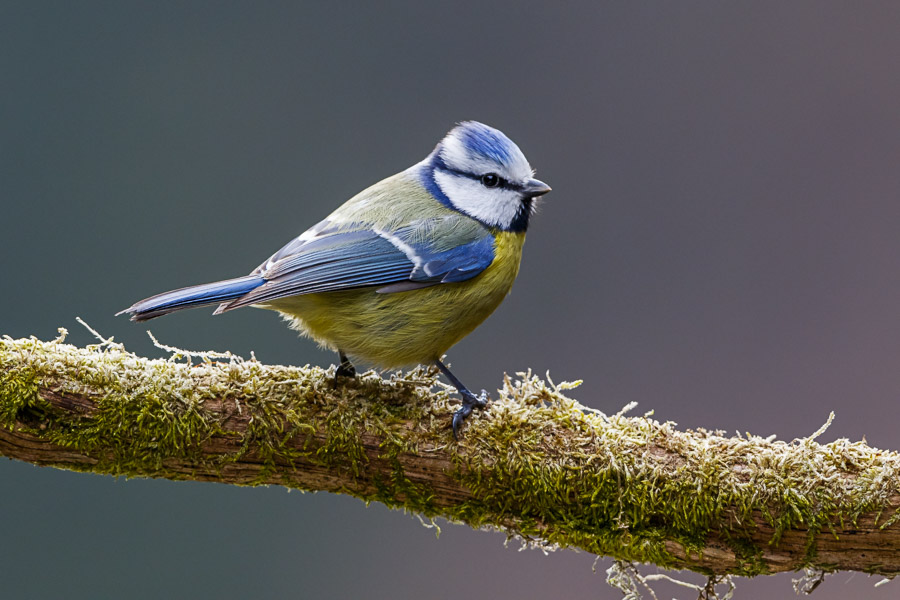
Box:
[3,2,900,598]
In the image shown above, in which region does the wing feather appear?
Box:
[219,215,495,311]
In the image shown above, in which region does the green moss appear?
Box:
[2,335,900,577]
[0,365,43,427]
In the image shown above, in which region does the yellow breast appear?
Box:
[266,231,526,368]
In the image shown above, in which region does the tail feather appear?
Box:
[117,275,265,322]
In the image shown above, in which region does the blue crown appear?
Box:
[453,121,515,165]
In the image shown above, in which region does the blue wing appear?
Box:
[217,217,495,311]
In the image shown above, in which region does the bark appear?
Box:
[2,332,899,578]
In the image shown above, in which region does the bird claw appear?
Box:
[334,359,356,384]
[452,389,488,440]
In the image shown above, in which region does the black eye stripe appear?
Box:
[482,174,513,190]
[438,165,518,191]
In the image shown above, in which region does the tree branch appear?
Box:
[2,332,900,578]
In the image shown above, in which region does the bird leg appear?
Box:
[434,359,488,439]
[335,350,356,381]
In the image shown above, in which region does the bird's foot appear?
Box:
[334,351,357,384]
[334,362,356,382]
[452,389,488,440]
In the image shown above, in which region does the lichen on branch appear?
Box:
[2,330,900,578]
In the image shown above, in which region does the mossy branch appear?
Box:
[2,332,900,579]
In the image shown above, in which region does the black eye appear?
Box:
[481,173,501,188]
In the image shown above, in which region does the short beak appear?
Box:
[522,178,552,197]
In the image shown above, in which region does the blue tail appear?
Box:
[118,275,265,322]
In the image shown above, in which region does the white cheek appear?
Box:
[434,171,521,228]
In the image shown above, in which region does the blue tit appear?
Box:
[119,121,551,437]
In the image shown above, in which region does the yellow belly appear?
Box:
[263,232,525,368]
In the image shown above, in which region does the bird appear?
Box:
[118,121,551,438]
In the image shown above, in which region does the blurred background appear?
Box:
[3,2,900,598]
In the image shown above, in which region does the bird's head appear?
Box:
[423,121,551,232]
